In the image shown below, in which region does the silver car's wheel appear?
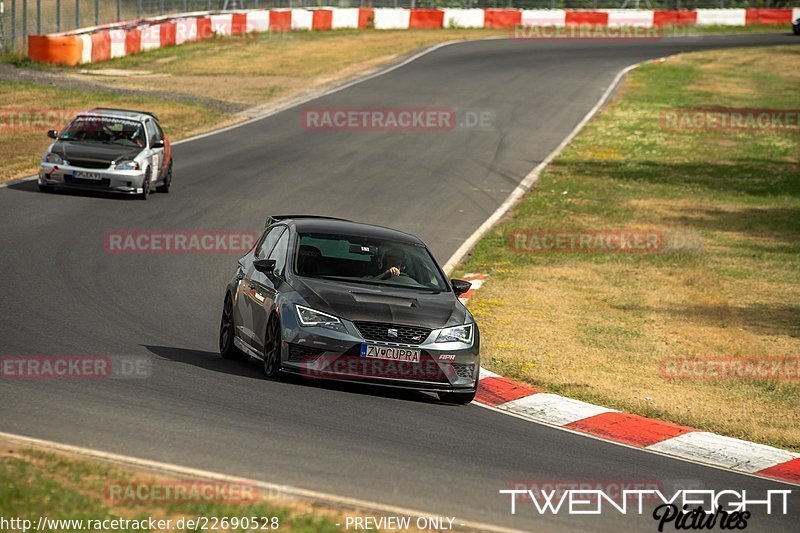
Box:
[139,169,151,200]
[156,162,172,193]
[263,315,282,378]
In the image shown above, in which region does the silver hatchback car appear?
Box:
[38,108,172,199]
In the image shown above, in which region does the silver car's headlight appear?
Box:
[115,160,140,170]
[44,153,64,164]
[296,305,346,333]
[436,324,474,344]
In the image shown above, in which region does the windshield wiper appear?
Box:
[313,275,378,287]
[312,275,442,292]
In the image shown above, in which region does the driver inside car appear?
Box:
[110,125,146,147]
[373,246,406,280]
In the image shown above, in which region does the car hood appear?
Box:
[51,140,143,164]
[291,276,468,329]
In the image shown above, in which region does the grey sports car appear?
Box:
[38,108,172,199]
[219,215,480,404]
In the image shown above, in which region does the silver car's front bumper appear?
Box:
[39,163,147,194]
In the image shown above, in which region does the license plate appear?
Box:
[73,171,102,180]
[360,344,421,363]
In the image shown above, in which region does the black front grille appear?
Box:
[288,343,327,362]
[353,321,432,345]
[69,159,111,169]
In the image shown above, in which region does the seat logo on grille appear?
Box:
[387,328,398,337]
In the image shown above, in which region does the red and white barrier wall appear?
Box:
[28,7,799,66]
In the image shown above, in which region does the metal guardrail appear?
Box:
[0,0,796,52]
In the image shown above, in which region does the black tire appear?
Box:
[437,390,477,405]
[139,169,151,200]
[219,294,246,360]
[156,162,172,193]
[262,314,282,378]
[794,25,800,36]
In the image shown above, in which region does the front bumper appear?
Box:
[280,317,480,393]
[39,163,147,194]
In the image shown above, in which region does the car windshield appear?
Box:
[59,116,146,147]
[295,232,448,291]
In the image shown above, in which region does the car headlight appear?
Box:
[436,324,474,344]
[115,160,140,170]
[44,153,64,164]
[296,305,346,333]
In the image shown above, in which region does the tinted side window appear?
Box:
[256,227,285,260]
[145,120,159,145]
[268,230,290,277]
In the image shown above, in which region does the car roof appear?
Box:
[274,216,425,246]
[79,108,158,123]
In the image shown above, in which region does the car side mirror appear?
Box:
[253,258,276,274]
[47,130,58,139]
[451,279,472,296]
[151,139,165,149]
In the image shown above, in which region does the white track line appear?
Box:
[0,431,526,533]
[442,60,640,275]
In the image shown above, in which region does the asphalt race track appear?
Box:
[1,34,798,532]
